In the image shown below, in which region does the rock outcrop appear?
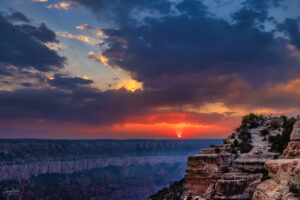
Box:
[149,114,297,200]
[252,159,300,200]
[283,115,300,159]
[148,179,185,200]
[182,114,296,200]
[253,115,300,200]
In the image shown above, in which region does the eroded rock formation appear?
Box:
[183,114,295,200]
[0,139,217,182]
[252,159,300,200]
[253,115,300,200]
[283,115,300,159]
[149,114,299,200]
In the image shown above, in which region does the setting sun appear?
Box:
[176,130,183,139]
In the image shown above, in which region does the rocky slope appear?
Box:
[149,114,297,200]
[252,115,300,200]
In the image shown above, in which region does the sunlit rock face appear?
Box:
[283,141,300,158]
[182,114,291,200]
[185,153,235,198]
[184,151,264,199]
[253,115,300,200]
[252,159,300,200]
[283,115,300,159]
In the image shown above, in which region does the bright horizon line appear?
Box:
[0,137,224,140]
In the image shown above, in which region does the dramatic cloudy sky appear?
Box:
[1,0,300,139]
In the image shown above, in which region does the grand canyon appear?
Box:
[0,139,221,200]
[1,0,300,199]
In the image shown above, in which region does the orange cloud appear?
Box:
[99,54,109,66]
[56,31,92,43]
[88,52,110,65]
[116,79,143,92]
[0,111,240,139]
[47,2,72,10]
[76,24,105,37]
[97,122,233,139]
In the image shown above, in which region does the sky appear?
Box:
[1,0,300,139]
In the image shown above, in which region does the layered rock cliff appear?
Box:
[0,139,221,200]
[183,114,293,200]
[253,115,300,200]
[149,113,297,200]
[0,139,219,181]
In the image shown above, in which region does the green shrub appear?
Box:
[269,117,296,153]
[270,118,281,129]
[230,133,235,139]
[261,168,270,181]
[231,148,237,154]
[238,129,251,142]
[289,176,300,195]
[260,128,269,136]
[233,139,239,147]
[239,141,253,153]
[187,195,193,200]
[215,148,221,154]
[241,113,264,128]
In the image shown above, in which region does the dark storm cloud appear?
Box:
[1,1,300,128]
[71,0,173,25]
[20,82,33,87]
[0,67,12,76]
[0,75,233,124]
[244,0,282,11]
[0,12,65,73]
[0,87,141,124]
[74,0,299,87]
[278,17,300,50]
[6,11,30,23]
[48,74,94,90]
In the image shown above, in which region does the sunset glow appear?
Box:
[99,54,109,66]
[117,79,143,92]
[176,130,183,139]
[0,0,300,139]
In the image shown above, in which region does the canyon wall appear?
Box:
[184,116,284,200]
[149,114,299,200]
[0,139,220,181]
[0,155,188,181]
[0,139,222,200]
[253,115,300,200]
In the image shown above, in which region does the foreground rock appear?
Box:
[149,113,297,200]
[184,114,286,200]
[283,116,300,159]
[253,115,300,200]
[148,179,185,200]
[252,159,300,200]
